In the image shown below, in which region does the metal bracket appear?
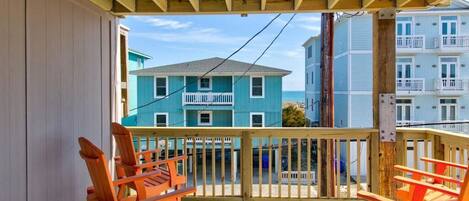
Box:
[378,8,396,19]
[379,93,396,142]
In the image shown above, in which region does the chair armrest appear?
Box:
[134,155,187,169]
[421,157,467,170]
[136,149,160,157]
[394,176,460,198]
[142,187,196,201]
[357,191,393,201]
[112,169,162,186]
[394,165,462,185]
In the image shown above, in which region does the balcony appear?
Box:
[434,78,467,95]
[396,35,425,52]
[127,126,469,200]
[433,35,469,51]
[396,78,425,93]
[183,92,233,106]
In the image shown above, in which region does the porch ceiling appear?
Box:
[90,0,450,15]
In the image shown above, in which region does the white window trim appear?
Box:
[198,77,212,91]
[439,15,459,35]
[396,98,414,123]
[438,56,460,79]
[250,76,265,98]
[396,56,415,79]
[154,76,168,99]
[154,112,169,127]
[438,98,458,122]
[250,112,265,127]
[198,111,213,126]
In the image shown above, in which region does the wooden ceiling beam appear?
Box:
[363,0,394,8]
[261,0,267,11]
[90,0,113,10]
[294,0,304,10]
[151,0,168,12]
[426,0,451,6]
[189,0,200,11]
[397,0,427,8]
[328,0,341,9]
[115,0,136,12]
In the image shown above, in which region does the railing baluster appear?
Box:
[317,138,322,198]
[297,138,301,198]
[203,137,206,196]
[165,137,169,160]
[183,137,187,180]
[146,136,150,151]
[366,137,370,192]
[451,146,456,189]
[287,138,291,198]
[259,137,263,197]
[326,140,331,197]
[192,137,197,196]
[336,139,341,198]
[230,137,235,196]
[347,139,351,198]
[357,138,361,193]
[424,139,429,172]
[414,140,418,169]
[307,138,311,198]
[268,136,272,198]
[136,136,141,152]
[221,137,225,196]
[212,137,216,196]
[403,138,408,167]
[278,137,282,198]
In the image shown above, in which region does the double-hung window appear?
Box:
[250,113,264,127]
[155,76,168,98]
[396,99,412,124]
[154,113,168,127]
[198,111,212,126]
[198,77,212,90]
[251,76,264,98]
[440,99,457,121]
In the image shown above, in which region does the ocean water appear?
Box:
[283,91,304,103]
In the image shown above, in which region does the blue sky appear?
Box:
[121,14,321,91]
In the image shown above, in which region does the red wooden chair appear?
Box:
[112,123,187,200]
[78,137,195,201]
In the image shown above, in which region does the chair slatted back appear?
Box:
[112,123,139,176]
[78,137,117,201]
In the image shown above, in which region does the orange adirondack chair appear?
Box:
[395,157,467,200]
[112,123,187,199]
[78,137,195,201]
[358,161,469,201]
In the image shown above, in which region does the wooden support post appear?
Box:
[241,131,252,201]
[432,134,445,162]
[371,10,397,198]
[319,12,336,197]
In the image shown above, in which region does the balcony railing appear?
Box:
[396,78,425,91]
[183,92,233,105]
[434,78,466,91]
[126,126,469,200]
[434,35,469,49]
[396,35,425,49]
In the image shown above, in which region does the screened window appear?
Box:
[251,113,264,127]
[251,76,264,98]
[307,46,313,58]
[155,77,167,98]
[198,111,212,126]
[199,77,211,90]
[154,113,168,127]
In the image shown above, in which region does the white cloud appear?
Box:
[295,16,321,23]
[135,17,192,29]
[133,28,247,45]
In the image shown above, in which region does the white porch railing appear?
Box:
[396,78,425,91]
[183,92,233,105]
[186,137,232,144]
[434,35,469,49]
[434,78,466,91]
[281,171,317,185]
[396,35,425,49]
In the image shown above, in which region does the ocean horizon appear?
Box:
[283,90,304,103]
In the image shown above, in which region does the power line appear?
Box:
[129,14,282,112]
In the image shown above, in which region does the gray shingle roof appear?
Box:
[130,57,291,76]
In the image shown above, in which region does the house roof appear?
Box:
[130,57,291,76]
[129,49,153,59]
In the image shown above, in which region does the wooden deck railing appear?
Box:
[126,127,469,201]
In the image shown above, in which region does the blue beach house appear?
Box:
[130,57,291,128]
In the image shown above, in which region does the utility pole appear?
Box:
[319,12,335,197]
